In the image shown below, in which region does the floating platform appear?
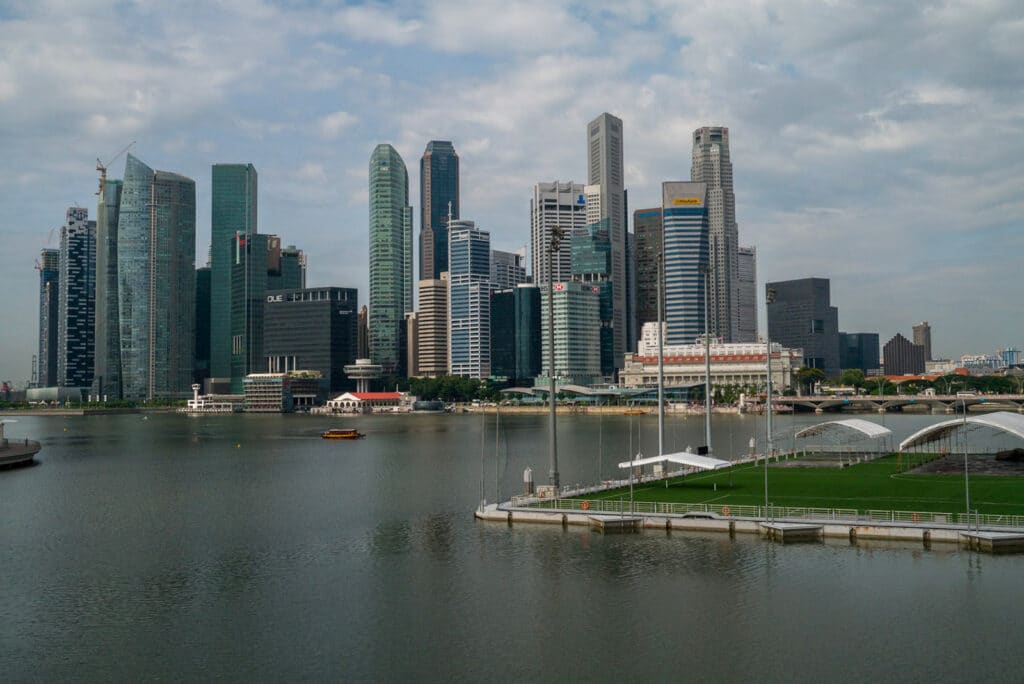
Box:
[961,531,1024,554]
[761,522,824,543]
[0,440,41,468]
[589,515,642,533]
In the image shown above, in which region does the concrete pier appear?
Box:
[761,522,823,543]
[961,531,1024,553]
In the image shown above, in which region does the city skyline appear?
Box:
[2,2,1022,384]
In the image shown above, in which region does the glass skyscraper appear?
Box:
[634,207,663,333]
[117,154,197,399]
[368,144,413,374]
[447,220,490,379]
[37,248,60,387]
[571,218,614,377]
[94,179,122,398]
[57,207,96,389]
[662,182,709,345]
[420,140,459,281]
[210,163,257,388]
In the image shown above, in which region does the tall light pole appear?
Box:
[547,225,564,490]
[700,263,712,456]
[963,395,971,529]
[764,286,775,520]
[657,253,665,457]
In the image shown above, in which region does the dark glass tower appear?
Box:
[419,140,459,280]
[57,207,96,388]
[571,218,614,377]
[194,266,211,385]
[94,180,122,398]
[766,277,840,377]
[210,163,257,387]
[633,208,663,333]
[117,154,196,399]
[37,248,60,387]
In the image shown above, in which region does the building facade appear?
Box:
[447,220,491,379]
[368,144,413,374]
[838,332,880,373]
[37,248,60,387]
[263,287,358,394]
[620,322,803,391]
[117,154,196,399]
[194,267,211,386]
[571,218,614,378]
[662,182,709,346]
[691,126,740,342]
[912,321,932,361]
[491,284,541,384]
[420,140,459,281]
[530,181,586,285]
[540,281,601,386]
[766,277,840,377]
[883,333,926,375]
[416,275,449,377]
[94,179,122,398]
[210,163,257,388]
[490,248,527,291]
[633,207,663,340]
[587,112,627,368]
[57,207,96,389]
[737,245,757,343]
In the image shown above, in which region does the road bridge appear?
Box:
[773,394,1024,414]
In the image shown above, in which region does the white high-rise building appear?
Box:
[691,126,740,342]
[587,112,627,369]
[530,181,586,285]
[490,247,527,291]
[737,245,757,343]
[448,220,491,379]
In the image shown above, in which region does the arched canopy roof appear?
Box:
[795,419,892,441]
[899,411,1024,451]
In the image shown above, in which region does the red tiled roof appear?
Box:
[351,392,401,400]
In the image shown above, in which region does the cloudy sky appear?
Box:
[1,0,1022,385]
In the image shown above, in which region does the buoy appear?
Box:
[236,443,241,448]
[580,500,590,510]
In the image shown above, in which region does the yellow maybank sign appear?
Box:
[672,197,702,206]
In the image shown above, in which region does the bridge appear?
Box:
[774,394,1024,414]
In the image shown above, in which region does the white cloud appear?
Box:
[318,111,357,139]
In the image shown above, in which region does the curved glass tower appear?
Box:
[117,154,196,399]
[368,144,412,375]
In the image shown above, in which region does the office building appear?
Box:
[420,140,459,280]
[491,248,527,291]
[912,321,932,361]
[571,218,614,377]
[210,163,257,388]
[57,207,96,389]
[416,275,448,377]
[737,246,757,343]
[447,220,490,379]
[625,227,636,353]
[540,281,601,386]
[633,207,663,338]
[271,243,306,290]
[662,182,709,346]
[491,284,541,384]
[94,179,122,399]
[621,322,803,391]
[194,267,211,386]
[37,248,60,387]
[587,112,627,367]
[839,332,880,373]
[883,333,926,375]
[243,373,293,412]
[117,154,196,400]
[530,181,586,285]
[691,126,740,342]
[405,312,419,377]
[263,287,358,394]
[368,144,413,374]
[766,277,840,377]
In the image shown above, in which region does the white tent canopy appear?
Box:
[618,451,732,471]
[794,419,892,441]
[899,411,1024,451]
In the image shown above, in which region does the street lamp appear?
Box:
[547,224,564,490]
[699,263,713,457]
[764,285,776,521]
[962,394,972,530]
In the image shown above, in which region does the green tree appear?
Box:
[796,367,827,395]
[839,368,865,388]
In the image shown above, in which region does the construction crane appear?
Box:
[96,141,135,196]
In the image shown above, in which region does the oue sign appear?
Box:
[267,294,284,303]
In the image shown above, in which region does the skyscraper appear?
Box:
[530,181,586,285]
[57,207,96,389]
[839,332,880,373]
[633,207,663,335]
[587,112,627,369]
[368,144,413,374]
[490,284,541,384]
[662,182,709,345]
[766,277,840,377]
[419,140,459,280]
[210,163,257,388]
[691,126,740,342]
[94,179,122,398]
[883,333,925,375]
[737,245,758,343]
[117,154,196,399]
[571,218,614,377]
[912,321,932,361]
[417,274,449,377]
[490,248,527,291]
[37,248,60,387]
[447,220,490,379]
[541,281,601,386]
[194,266,211,386]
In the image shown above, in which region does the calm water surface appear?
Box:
[1,412,1021,681]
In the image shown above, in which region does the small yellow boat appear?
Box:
[321,428,365,440]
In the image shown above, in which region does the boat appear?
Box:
[0,420,41,468]
[623,408,646,415]
[321,428,365,440]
